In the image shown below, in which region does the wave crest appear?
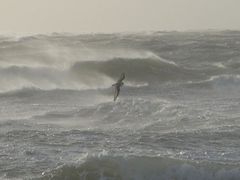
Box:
[186,74,240,89]
[71,57,193,84]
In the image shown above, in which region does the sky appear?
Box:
[0,0,240,34]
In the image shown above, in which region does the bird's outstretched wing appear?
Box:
[113,86,120,101]
[117,73,125,83]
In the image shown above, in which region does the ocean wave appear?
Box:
[71,57,195,84]
[40,155,240,180]
[0,33,173,69]
[0,56,195,93]
[0,65,113,92]
[186,74,240,88]
[1,32,221,94]
[207,75,240,86]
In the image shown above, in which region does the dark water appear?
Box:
[0,31,240,180]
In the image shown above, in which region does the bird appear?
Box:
[112,73,125,101]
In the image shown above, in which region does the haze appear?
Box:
[0,0,240,34]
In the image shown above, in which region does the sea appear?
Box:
[0,31,240,180]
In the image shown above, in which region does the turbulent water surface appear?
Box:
[1,31,240,180]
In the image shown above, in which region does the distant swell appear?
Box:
[40,155,240,180]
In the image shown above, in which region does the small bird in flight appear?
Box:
[112,73,125,101]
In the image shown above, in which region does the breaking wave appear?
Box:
[207,75,240,86]
[70,57,194,83]
[3,33,235,93]
[0,56,196,93]
[0,33,210,93]
[186,74,240,89]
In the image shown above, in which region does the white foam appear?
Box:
[212,62,226,69]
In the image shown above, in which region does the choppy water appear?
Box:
[1,31,240,180]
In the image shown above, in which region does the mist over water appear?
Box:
[1,31,240,179]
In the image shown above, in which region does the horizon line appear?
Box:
[1,28,240,37]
